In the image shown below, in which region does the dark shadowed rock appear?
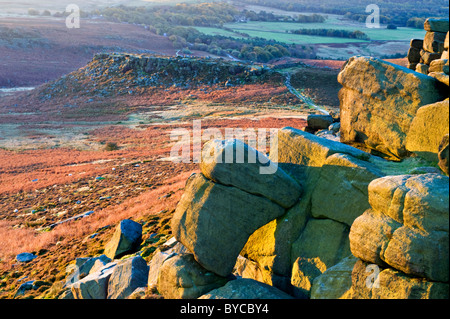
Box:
[307,114,334,130]
[438,134,449,175]
[424,18,449,33]
[16,253,37,263]
[199,278,293,299]
[104,219,142,259]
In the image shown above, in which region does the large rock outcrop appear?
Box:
[172,139,299,277]
[240,128,383,297]
[350,173,449,282]
[310,173,449,299]
[338,56,447,159]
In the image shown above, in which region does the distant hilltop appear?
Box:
[39,53,272,100]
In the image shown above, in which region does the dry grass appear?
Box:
[0,170,195,267]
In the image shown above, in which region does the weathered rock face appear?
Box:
[241,128,378,296]
[310,256,358,299]
[171,173,285,277]
[65,255,111,287]
[240,196,310,290]
[156,254,227,299]
[338,56,447,159]
[269,127,370,167]
[423,31,447,53]
[290,218,352,298]
[428,71,450,86]
[350,174,449,283]
[199,278,294,299]
[107,256,149,299]
[350,259,449,299]
[148,239,188,289]
[104,219,142,259]
[429,59,449,73]
[438,134,449,175]
[71,262,117,299]
[405,99,450,162]
[310,153,385,226]
[200,139,302,208]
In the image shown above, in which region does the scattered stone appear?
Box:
[65,255,111,287]
[410,39,424,49]
[14,281,35,297]
[315,130,340,142]
[415,63,429,74]
[157,253,228,299]
[351,259,449,299]
[443,50,449,60]
[127,287,147,299]
[421,50,442,64]
[328,122,340,133]
[104,219,142,259]
[407,62,418,70]
[16,253,37,263]
[148,240,188,288]
[307,114,334,130]
[199,278,293,299]
[429,59,449,73]
[428,71,449,86]
[290,218,352,298]
[240,198,310,290]
[407,47,421,63]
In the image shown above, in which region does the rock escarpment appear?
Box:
[311,173,449,299]
[48,18,449,300]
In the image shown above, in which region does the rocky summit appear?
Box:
[2,15,449,301]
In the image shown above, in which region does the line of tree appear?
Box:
[290,28,370,40]
[240,0,449,28]
[88,3,317,63]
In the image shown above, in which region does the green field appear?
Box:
[195,25,365,44]
[196,19,427,45]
